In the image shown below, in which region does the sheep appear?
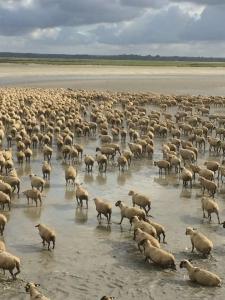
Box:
[0,191,11,210]
[134,228,160,251]
[0,240,6,251]
[42,161,51,180]
[117,155,128,171]
[198,167,214,181]
[0,251,21,279]
[99,134,112,144]
[25,282,50,300]
[93,197,112,224]
[185,227,213,257]
[75,183,88,208]
[1,175,20,194]
[35,224,56,251]
[96,146,116,160]
[84,155,95,172]
[139,239,176,269]
[115,201,146,225]
[0,180,12,198]
[128,190,151,215]
[73,144,83,158]
[131,216,157,238]
[180,167,193,188]
[201,197,220,224]
[122,150,133,166]
[180,148,196,165]
[198,176,217,198]
[154,160,170,175]
[43,144,53,162]
[24,147,33,162]
[180,260,221,287]
[145,219,166,243]
[0,213,7,235]
[95,154,107,172]
[29,174,45,192]
[128,142,142,158]
[65,165,77,185]
[23,188,43,207]
[204,160,220,177]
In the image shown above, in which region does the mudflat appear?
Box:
[1,63,225,95]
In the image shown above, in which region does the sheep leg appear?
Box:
[47,242,51,251]
[76,197,80,206]
[86,200,88,208]
[217,213,221,224]
[52,240,55,249]
[162,232,166,244]
[191,242,195,252]
[42,239,45,247]
[13,267,20,278]
[9,270,16,280]
[208,212,212,223]
[119,216,124,225]
[203,209,206,218]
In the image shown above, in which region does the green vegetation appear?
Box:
[1,57,225,67]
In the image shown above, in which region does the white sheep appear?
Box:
[201,197,220,224]
[0,250,21,279]
[75,183,88,208]
[42,161,51,180]
[128,190,151,215]
[29,174,45,192]
[23,188,43,207]
[140,239,176,269]
[115,201,146,225]
[185,227,213,257]
[84,155,95,172]
[25,282,50,300]
[154,160,170,175]
[180,260,221,286]
[131,216,157,238]
[0,213,7,235]
[93,197,112,224]
[180,167,193,188]
[146,219,166,243]
[198,176,217,198]
[35,224,56,251]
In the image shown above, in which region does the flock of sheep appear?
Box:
[0,87,225,298]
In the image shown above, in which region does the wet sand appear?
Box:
[0,68,225,299]
[1,63,225,95]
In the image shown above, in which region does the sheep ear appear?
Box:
[35,283,40,287]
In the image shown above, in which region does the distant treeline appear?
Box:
[0,52,225,62]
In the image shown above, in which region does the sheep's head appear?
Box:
[35,224,40,228]
[115,200,122,207]
[128,190,134,196]
[179,260,190,269]
[25,282,40,292]
[221,221,225,228]
[185,227,195,235]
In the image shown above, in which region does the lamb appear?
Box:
[93,197,112,224]
[65,165,77,185]
[180,167,193,188]
[115,201,146,225]
[180,260,221,287]
[117,155,128,171]
[25,282,50,300]
[198,176,217,198]
[75,183,88,208]
[0,213,7,235]
[29,174,45,192]
[128,190,151,215]
[131,216,157,238]
[42,161,51,180]
[23,188,43,207]
[185,227,213,256]
[0,251,21,279]
[134,228,160,251]
[0,240,6,251]
[154,160,170,175]
[0,191,11,210]
[139,239,176,269]
[84,155,95,172]
[35,224,56,251]
[201,197,220,224]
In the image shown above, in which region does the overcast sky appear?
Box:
[0,0,225,57]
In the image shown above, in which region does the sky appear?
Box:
[0,0,225,57]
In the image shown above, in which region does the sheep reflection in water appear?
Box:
[75,207,88,224]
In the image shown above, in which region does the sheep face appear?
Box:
[185,227,195,235]
[115,200,121,207]
[128,190,134,196]
[25,282,40,292]
[35,224,40,228]
[180,260,189,269]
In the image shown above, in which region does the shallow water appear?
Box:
[0,105,225,300]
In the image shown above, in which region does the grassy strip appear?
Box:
[1,57,225,67]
